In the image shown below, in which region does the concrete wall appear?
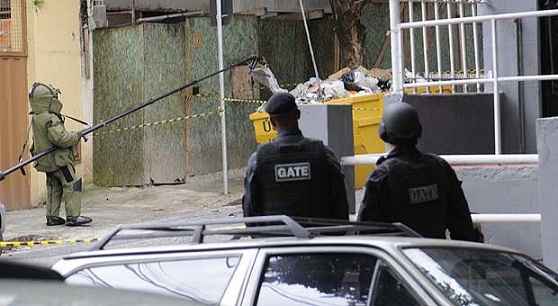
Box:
[26,0,91,206]
[93,23,189,186]
[385,93,497,154]
[258,16,336,88]
[480,0,540,153]
[92,15,339,185]
[537,117,558,270]
[186,16,259,175]
[406,93,496,154]
[458,165,540,259]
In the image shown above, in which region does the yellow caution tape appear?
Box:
[0,238,98,249]
[93,110,221,137]
[190,93,266,105]
[223,97,266,104]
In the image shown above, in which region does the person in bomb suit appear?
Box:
[29,82,92,226]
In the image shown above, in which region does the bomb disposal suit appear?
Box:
[29,83,91,226]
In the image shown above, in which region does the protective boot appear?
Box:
[46,216,66,226]
[65,216,92,226]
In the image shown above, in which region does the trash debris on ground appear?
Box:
[250,63,392,109]
[341,67,379,92]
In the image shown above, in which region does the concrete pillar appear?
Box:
[299,104,355,213]
[480,0,540,154]
[537,117,558,270]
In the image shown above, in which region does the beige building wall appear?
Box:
[26,0,92,206]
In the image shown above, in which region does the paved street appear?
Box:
[0,170,245,267]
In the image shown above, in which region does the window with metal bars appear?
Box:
[0,0,25,53]
[0,0,10,19]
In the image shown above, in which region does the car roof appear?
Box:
[0,279,204,306]
[61,235,519,260]
[55,216,522,275]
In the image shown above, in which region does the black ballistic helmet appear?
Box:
[265,92,298,117]
[379,102,422,145]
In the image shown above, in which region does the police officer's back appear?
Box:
[242,93,349,220]
[358,102,478,241]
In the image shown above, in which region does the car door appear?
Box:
[241,246,438,306]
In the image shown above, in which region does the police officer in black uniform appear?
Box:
[358,102,479,241]
[242,92,349,220]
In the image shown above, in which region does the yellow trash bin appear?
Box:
[249,111,277,144]
[249,93,385,189]
[326,93,385,189]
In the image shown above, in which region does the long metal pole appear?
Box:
[459,0,468,93]
[299,0,319,79]
[1,57,259,181]
[498,74,558,82]
[399,27,404,89]
[434,2,442,93]
[421,0,429,92]
[447,2,456,92]
[471,214,541,224]
[390,0,402,92]
[491,19,501,154]
[409,0,417,93]
[401,8,558,28]
[400,73,558,88]
[340,154,539,166]
[216,0,229,194]
[472,3,481,92]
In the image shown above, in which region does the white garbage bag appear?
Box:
[249,64,288,94]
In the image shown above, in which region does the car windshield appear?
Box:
[403,247,558,306]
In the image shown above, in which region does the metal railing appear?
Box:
[341,154,538,166]
[392,0,485,94]
[90,216,421,250]
[471,214,541,224]
[343,153,541,226]
[390,1,558,154]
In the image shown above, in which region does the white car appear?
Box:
[0,279,203,306]
[54,216,558,306]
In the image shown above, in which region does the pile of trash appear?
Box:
[249,63,391,108]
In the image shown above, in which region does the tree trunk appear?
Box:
[331,0,367,68]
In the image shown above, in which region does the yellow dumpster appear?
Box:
[249,111,277,144]
[249,93,385,189]
[326,93,385,188]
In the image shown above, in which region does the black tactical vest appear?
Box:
[255,138,329,218]
[379,153,450,238]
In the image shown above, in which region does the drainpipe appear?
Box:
[515,18,526,153]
